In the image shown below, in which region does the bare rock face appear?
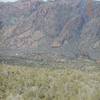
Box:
[52,15,83,47]
[0,0,100,60]
[79,17,100,60]
[1,0,80,48]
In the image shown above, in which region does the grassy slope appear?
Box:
[0,62,100,100]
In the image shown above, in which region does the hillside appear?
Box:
[0,0,100,63]
[0,1,100,99]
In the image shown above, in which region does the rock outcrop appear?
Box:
[0,0,100,60]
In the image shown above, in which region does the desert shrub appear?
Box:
[0,64,100,100]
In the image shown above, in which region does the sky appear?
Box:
[0,0,17,2]
[0,0,100,2]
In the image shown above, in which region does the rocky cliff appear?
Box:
[0,0,100,61]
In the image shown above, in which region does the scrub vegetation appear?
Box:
[0,62,100,100]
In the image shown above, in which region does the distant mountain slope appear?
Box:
[0,0,100,61]
[80,17,100,60]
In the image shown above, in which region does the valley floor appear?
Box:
[0,61,100,100]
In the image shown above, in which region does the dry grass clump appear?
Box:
[0,64,100,100]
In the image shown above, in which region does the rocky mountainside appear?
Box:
[0,0,100,62]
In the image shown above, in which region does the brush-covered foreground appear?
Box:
[0,63,100,100]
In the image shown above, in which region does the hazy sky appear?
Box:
[0,0,100,2]
[0,0,17,2]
